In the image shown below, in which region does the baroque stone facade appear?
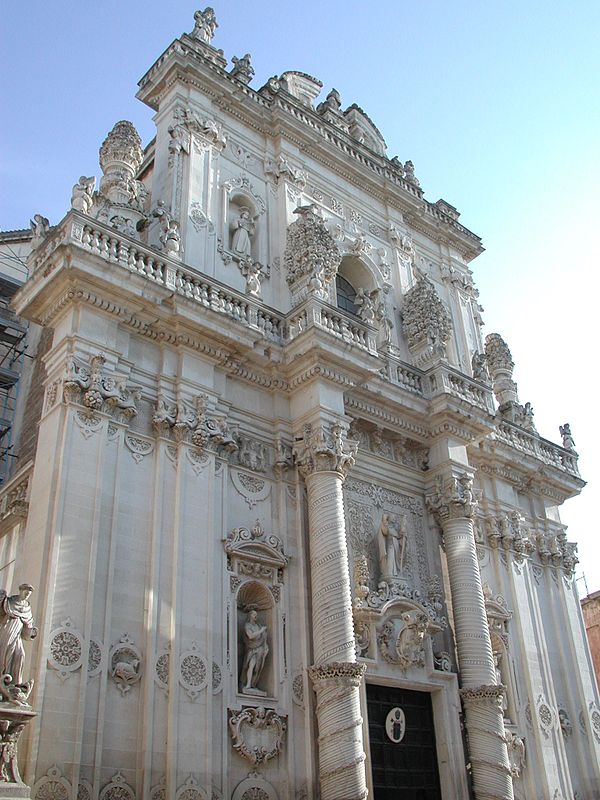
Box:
[0,9,598,800]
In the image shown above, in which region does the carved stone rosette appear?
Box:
[429,472,513,800]
[294,421,367,800]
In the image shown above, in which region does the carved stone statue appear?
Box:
[241,608,269,695]
[30,214,49,249]
[231,207,255,258]
[505,730,526,778]
[377,514,407,581]
[241,259,262,297]
[403,160,420,186]
[559,423,576,451]
[355,288,377,325]
[191,7,218,43]
[471,352,489,381]
[71,176,95,214]
[0,584,37,705]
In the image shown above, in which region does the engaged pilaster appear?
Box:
[295,423,368,800]
[429,472,514,800]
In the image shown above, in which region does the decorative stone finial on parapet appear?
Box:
[230,53,255,85]
[0,583,38,796]
[284,204,341,307]
[403,160,420,187]
[97,121,148,234]
[29,215,49,250]
[191,7,218,44]
[401,274,451,368]
[559,423,576,452]
[484,333,519,407]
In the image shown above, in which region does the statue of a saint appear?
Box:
[231,207,255,258]
[377,514,406,581]
[240,608,269,695]
[191,8,218,44]
[0,584,37,689]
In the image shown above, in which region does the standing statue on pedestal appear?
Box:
[0,585,37,706]
[0,583,38,795]
[191,8,218,44]
[231,207,255,258]
[377,514,407,582]
[240,608,269,696]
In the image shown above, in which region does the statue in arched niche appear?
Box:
[231,206,256,258]
[240,607,269,696]
[378,513,407,582]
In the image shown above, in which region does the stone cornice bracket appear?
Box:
[427,471,477,523]
[63,352,140,419]
[293,422,358,480]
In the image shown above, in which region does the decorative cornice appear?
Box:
[460,683,506,706]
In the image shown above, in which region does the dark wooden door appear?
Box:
[367,683,442,800]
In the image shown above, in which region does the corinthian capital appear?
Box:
[293,422,358,480]
[427,471,477,523]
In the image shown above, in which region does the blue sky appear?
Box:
[1,2,598,589]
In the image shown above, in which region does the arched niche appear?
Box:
[335,254,378,313]
[228,193,259,261]
[236,580,276,699]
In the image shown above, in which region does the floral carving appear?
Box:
[284,204,341,302]
[179,644,208,699]
[64,354,139,419]
[212,661,223,693]
[99,772,135,800]
[176,775,204,800]
[154,394,237,453]
[88,639,102,677]
[401,274,451,366]
[33,766,71,800]
[228,707,287,765]
[293,422,357,480]
[48,618,84,681]
[292,673,304,706]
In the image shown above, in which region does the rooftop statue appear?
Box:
[191,8,218,44]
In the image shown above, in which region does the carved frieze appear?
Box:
[228,706,287,765]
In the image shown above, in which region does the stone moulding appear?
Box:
[228,706,287,765]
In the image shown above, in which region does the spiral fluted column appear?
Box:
[429,472,514,800]
[295,422,368,800]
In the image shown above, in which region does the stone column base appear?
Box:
[0,704,36,798]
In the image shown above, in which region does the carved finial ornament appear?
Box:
[284,204,341,297]
[293,422,358,480]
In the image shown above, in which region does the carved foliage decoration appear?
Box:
[179,642,209,700]
[176,775,206,800]
[64,353,140,421]
[154,393,237,454]
[33,765,71,800]
[231,470,271,509]
[48,617,84,681]
[228,707,287,765]
[99,772,135,800]
[109,634,142,696]
[231,774,278,800]
[284,204,341,297]
[293,422,357,479]
[401,274,451,366]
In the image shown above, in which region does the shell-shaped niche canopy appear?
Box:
[280,71,323,107]
[99,120,143,175]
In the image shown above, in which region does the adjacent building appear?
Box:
[1,9,599,800]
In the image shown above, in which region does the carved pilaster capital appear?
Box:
[427,471,477,523]
[308,661,366,689]
[293,422,358,480]
[460,683,506,709]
